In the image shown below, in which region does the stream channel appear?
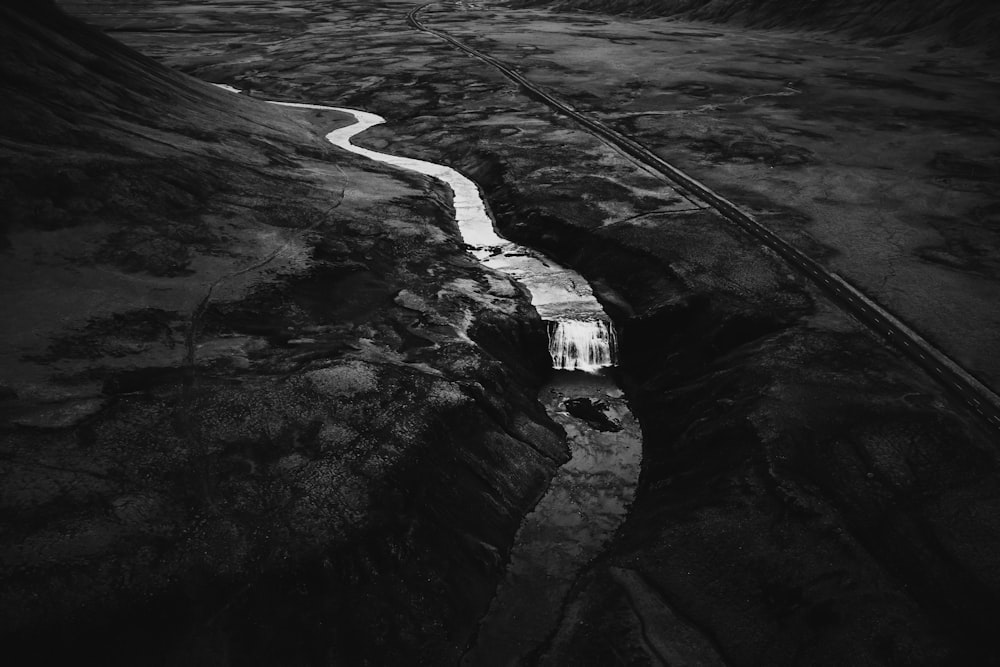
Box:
[219,85,643,664]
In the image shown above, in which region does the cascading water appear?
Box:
[548,319,617,371]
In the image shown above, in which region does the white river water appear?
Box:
[215,83,617,371]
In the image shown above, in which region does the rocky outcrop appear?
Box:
[0,3,564,663]
[509,0,1000,53]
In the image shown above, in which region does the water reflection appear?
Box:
[462,370,641,666]
[219,85,618,372]
[214,87,639,661]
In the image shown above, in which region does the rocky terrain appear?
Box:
[1,1,565,663]
[510,0,1000,54]
[5,0,1000,664]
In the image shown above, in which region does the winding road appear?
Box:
[408,2,1000,435]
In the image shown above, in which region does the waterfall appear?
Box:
[209,85,640,663]
[547,319,617,372]
[216,84,620,374]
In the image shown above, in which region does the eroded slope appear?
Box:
[0,2,564,663]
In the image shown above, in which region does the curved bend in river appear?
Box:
[214,83,616,371]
